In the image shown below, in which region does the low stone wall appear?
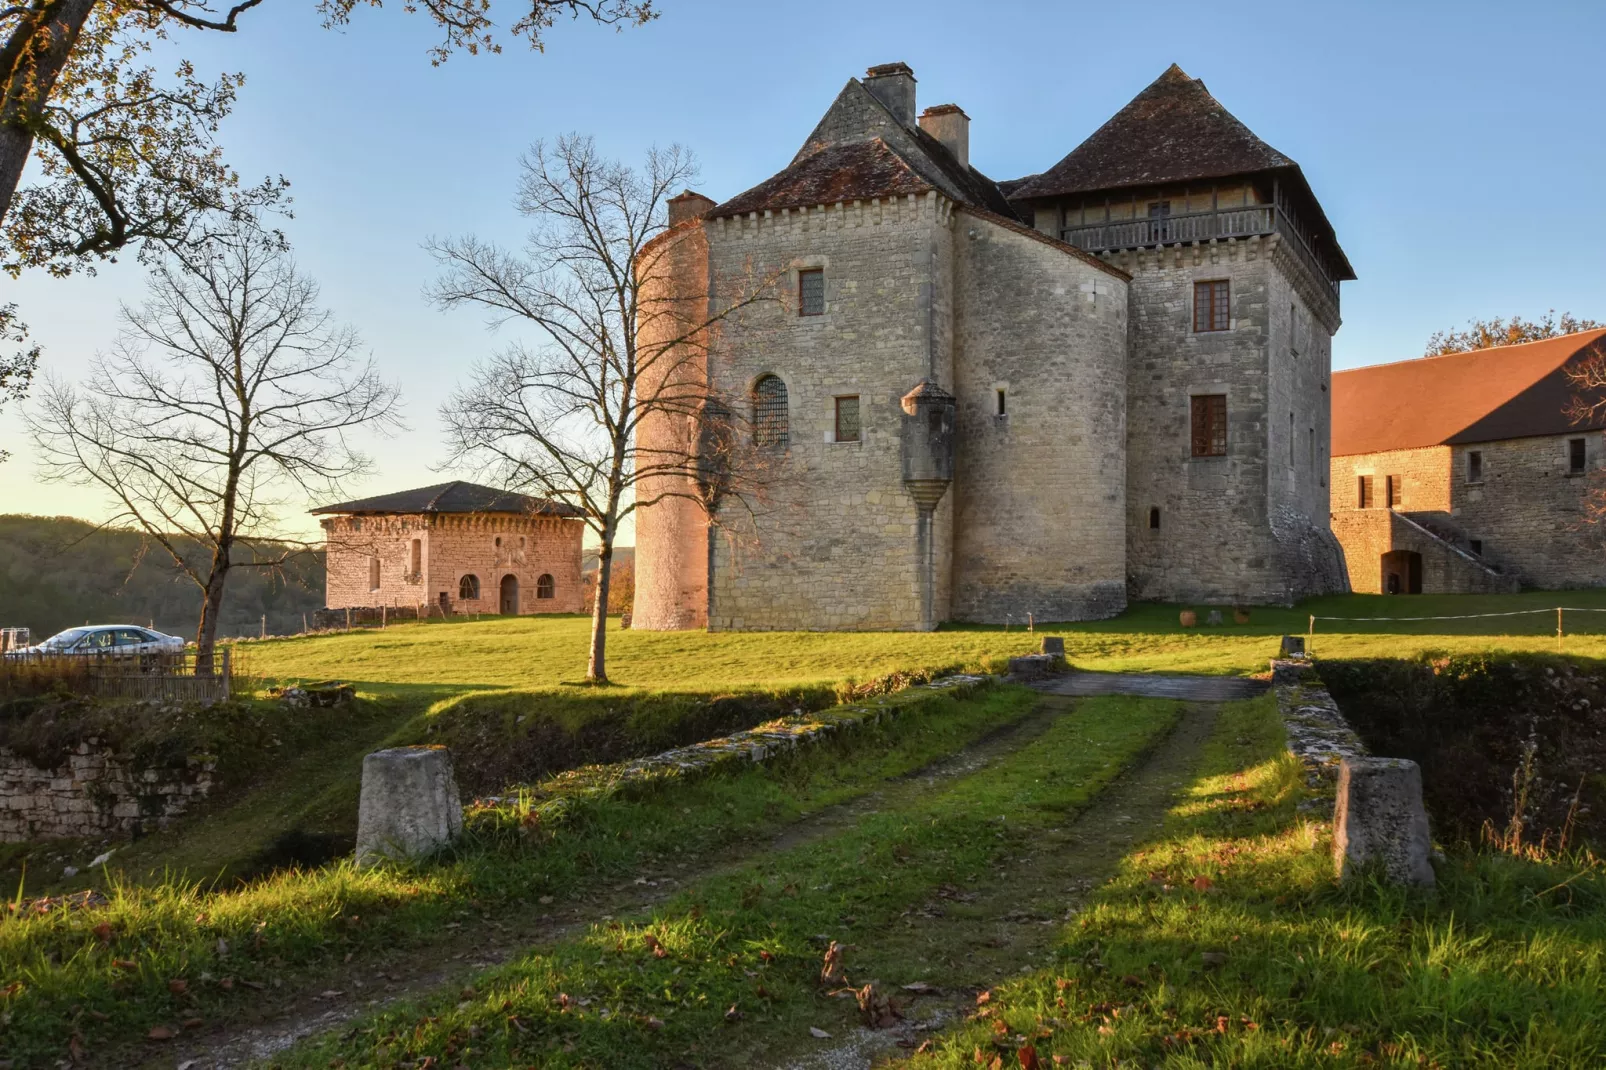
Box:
[0,741,215,842]
[471,674,994,827]
[1271,660,1369,804]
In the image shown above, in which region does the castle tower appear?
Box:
[1007,64,1355,604]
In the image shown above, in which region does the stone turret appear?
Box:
[901,380,956,630]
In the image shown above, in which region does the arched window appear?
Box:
[459,574,480,600]
[494,536,502,549]
[752,375,789,449]
[368,557,381,590]
[536,573,555,599]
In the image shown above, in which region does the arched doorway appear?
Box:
[499,574,519,615]
[1382,550,1422,595]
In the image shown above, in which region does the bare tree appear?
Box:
[432,136,776,684]
[2,0,655,276]
[1425,310,1603,356]
[29,219,401,667]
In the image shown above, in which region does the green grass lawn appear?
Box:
[244,590,1606,690]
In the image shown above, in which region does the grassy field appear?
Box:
[245,590,1606,690]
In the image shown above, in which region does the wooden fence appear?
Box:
[0,649,241,705]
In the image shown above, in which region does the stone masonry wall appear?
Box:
[949,210,1129,622]
[1113,235,1317,604]
[704,195,950,630]
[323,513,584,615]
[1331,446,1453,513]
[1,742,213,842]
[1450,433,1606,589]
[1330,508,1517,594]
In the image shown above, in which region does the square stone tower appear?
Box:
[1008,64,1354,604]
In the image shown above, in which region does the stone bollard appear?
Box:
[1279,634,1307,658]
[1332,757,1434,886]
[1041,636,1065,657]
[355,746,464,867]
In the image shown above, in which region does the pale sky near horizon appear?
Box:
[2,0,1603,543]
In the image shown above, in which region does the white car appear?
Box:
[9,625,186,658]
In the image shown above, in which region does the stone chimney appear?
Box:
[668,190,715,227]
[863,62,917,127]
[919,104,969,170]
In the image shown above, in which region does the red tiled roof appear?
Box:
[710,140,934,218]
[1332,330,1606,456]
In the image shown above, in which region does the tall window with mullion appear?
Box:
[1193,280,1230,332]
[834,396,860,443]
[798,269,825,316]
[1189,394,1227,457]
[753,375,790,449]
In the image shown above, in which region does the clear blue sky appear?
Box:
[4,0,1603,539]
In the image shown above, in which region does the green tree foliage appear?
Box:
[0,302,39,461]
[0,513,324,639]
[1424,310,1604,356]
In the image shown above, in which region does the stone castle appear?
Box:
[634,62,1356,631]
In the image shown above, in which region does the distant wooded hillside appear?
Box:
[0,515,325,641]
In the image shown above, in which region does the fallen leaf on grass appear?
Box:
[92,923,112,944]
[167,979,188,994]
[724,1004,744,1022]
[976,989,992,1005]
[820,941,845,985]
[1018,1045,1041,1070]
[1120,974,1143,988]
[111,959,137,972]
[1200,951,1228,968]
[901,981,939,995]
[856,983,902,1029]
[68,1033,85,1059]
[809,1026,832,1039]
[147,1026,176,1041]
[182,1017,203,1029]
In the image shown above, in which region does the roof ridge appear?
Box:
[1336,327,1606,374]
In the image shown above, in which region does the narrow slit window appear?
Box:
[409,538,421,577]
[753,375,789,449]
[369,557,380,591]
[1570,437,1586,474]
[1193,280,1230,332]
[1387,475,1401,508]
[834,396,860,443]
[1467,450,1483,483]
[798,269,825,316]
[1190,394,1227,457]
[996,388,1007,416]
[1358,475,1374,508]
[1148,506,1161,530]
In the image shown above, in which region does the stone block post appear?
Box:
[1332,757,1434,886]
[355,746,463,867]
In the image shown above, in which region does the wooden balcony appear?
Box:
[1061,203,1340,299]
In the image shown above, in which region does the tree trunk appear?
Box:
[586,540,612,684]
[195,545,230,676]
[0,0,100,228]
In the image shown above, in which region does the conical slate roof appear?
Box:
[311,481,584,517]
[1009,64,1295,200]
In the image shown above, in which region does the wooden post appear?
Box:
[302,613,308,634]
[260,614,266,639]
[1308,614,1315,658]
[222,647,232,701]
[381,605,387,629]
[1558,607,1564,652]
[345,607,351,632]
[1028,612,1034,634]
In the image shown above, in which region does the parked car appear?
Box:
[6,625,186,659]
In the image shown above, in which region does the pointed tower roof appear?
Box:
[1011,64,1295,199]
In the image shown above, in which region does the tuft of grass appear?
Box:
[890,694,1606,1069]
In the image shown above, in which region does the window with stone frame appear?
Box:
[834,395,860,443]
[1570,437,1587,474]
[798,269,825,317]
[753,375,789,449]
[1190,394,1227,457]
[1193,280,1230,332]
[1358,475,1375,508]
[368,557,380,590]
[459,574,480,600]
[408,538,422,579]
[536,573,555,599]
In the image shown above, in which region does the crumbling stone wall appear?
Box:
[0,742,214,842]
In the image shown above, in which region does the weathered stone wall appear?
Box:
[701,195,953,630]
[633,218,713,631]
[1108,235,1338,604]
[949,210,1129,622]
[323,513,584,615]
[1330,508,1517,594]
[1,742,213,842]
[1331,446,1453,513]
[1449,433,1606,589]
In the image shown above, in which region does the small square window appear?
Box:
[834,395,860,443]
[1193,280,1230,332]
[1467,450,1483,483]
[1570,437,1586,474]
[1469,539,1483,556]
[1190,394,1227,457]
[799,269,825,316]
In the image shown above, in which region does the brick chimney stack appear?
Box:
[668,190,715,227]
[919,104,969,170]
[863,62,917,127]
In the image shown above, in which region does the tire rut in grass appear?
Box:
[766,701,1219,1070]
[156,696,1068,1069]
